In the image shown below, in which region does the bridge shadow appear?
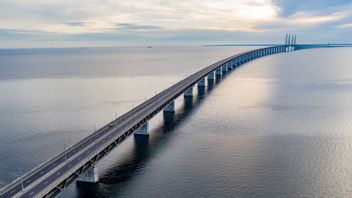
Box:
[74,77,224,198]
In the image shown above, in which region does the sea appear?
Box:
[1,46,352,197]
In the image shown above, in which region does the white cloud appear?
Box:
[338,23,352,29]
[0,0,352,47]
[0,0,280,33]
[288,11,348,26]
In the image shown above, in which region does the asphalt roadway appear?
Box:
[0,46,279,198]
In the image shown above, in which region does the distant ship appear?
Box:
[147,46,152,48]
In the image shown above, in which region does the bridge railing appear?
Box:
[1,44,291,198]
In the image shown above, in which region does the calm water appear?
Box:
[1,46,352,197]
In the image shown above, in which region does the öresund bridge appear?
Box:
[0,35,348,198]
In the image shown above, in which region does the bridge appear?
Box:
[0,35,337,198]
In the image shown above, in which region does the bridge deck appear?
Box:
[1,45,290,198]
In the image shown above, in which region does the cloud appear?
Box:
[0,0,352,47]
[116,23,162,31]
[66,22,92,27]
[338,23,352,29]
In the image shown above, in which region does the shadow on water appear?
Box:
[74,75,226,198]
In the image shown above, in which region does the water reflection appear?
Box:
[75,82,220,197]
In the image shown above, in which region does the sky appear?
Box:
[0,0,352,48]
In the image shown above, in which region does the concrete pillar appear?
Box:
[229,61,234,69]
[230,62,234,69]
[198,78,205,87]
[226,62,231,71]
[222,64,227,73]
[163,101,175,113]
[78,164,99,183]
[134,122,149,136]
[207,72,214,80]
[215,67,222,76]
[184,87,193,97]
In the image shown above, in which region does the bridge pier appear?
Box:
[198,78,205,87]
[207,72,214,80]
[237,57,242,65]
[232,60,236,68]
[163,101,175,113]
[134,122,149,136]
[245,54,249,62]
[226,62,231,71]
[78,164,99,183]
[215,67,222,76]
[184,87,193,97]
[222,64,227,73]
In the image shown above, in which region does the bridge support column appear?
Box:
[215,68,222,76]
[208,72,214,80]
[163,101,175,113]
[198,78,205,87]
[230,59,236,69]
[134,122,149,136]
[226,62,231,71]
[184,87,193,97]
[222,64,227,73]
[78,164,99,183]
